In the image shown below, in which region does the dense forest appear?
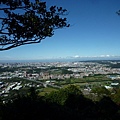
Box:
[0,85,120,120]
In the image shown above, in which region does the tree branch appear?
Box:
[0,39,42,51]
[0,1,69,51]
[0,17,8,20]
[0,36,43,50]
[0,32,9,35]
[0,6,30,11]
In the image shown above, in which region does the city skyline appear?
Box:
[0,0,120,60]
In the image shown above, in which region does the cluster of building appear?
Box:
[0,61,120,80]
[0,61,120,101]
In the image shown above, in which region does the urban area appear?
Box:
[0,60,120,100]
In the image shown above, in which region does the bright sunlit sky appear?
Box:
[1,0,120,60]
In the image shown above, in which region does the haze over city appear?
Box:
[0,0,120,60]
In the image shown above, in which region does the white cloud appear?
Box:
[100,55,110,57]
[74,55,80,58]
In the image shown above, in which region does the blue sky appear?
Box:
[0,0,120,60]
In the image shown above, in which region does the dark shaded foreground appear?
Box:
[0,86,120,120]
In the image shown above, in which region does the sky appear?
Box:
[0,0,120,60]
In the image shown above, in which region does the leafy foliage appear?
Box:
[91,86,111,96]
[0,0,69,50]
[112,89,120,105]
[45,85,82,105]
[0,85,120,120]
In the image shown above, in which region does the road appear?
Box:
[24,78,61,88]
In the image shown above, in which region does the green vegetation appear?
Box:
[39,87,58,96]
[54,74,112,87]
[0,74,113,99]
[109,63,120,68]
[45,85,82,105]
[1,70,120,120]
[0,67,18,73]
[1,85,120,120]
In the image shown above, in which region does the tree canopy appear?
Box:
[0,0,69,50]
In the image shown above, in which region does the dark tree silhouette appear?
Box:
[0,0,69,50]
[1,85,120,120]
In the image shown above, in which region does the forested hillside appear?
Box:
[0,85,120,120]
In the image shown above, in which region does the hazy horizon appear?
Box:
[1,56,120,63]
